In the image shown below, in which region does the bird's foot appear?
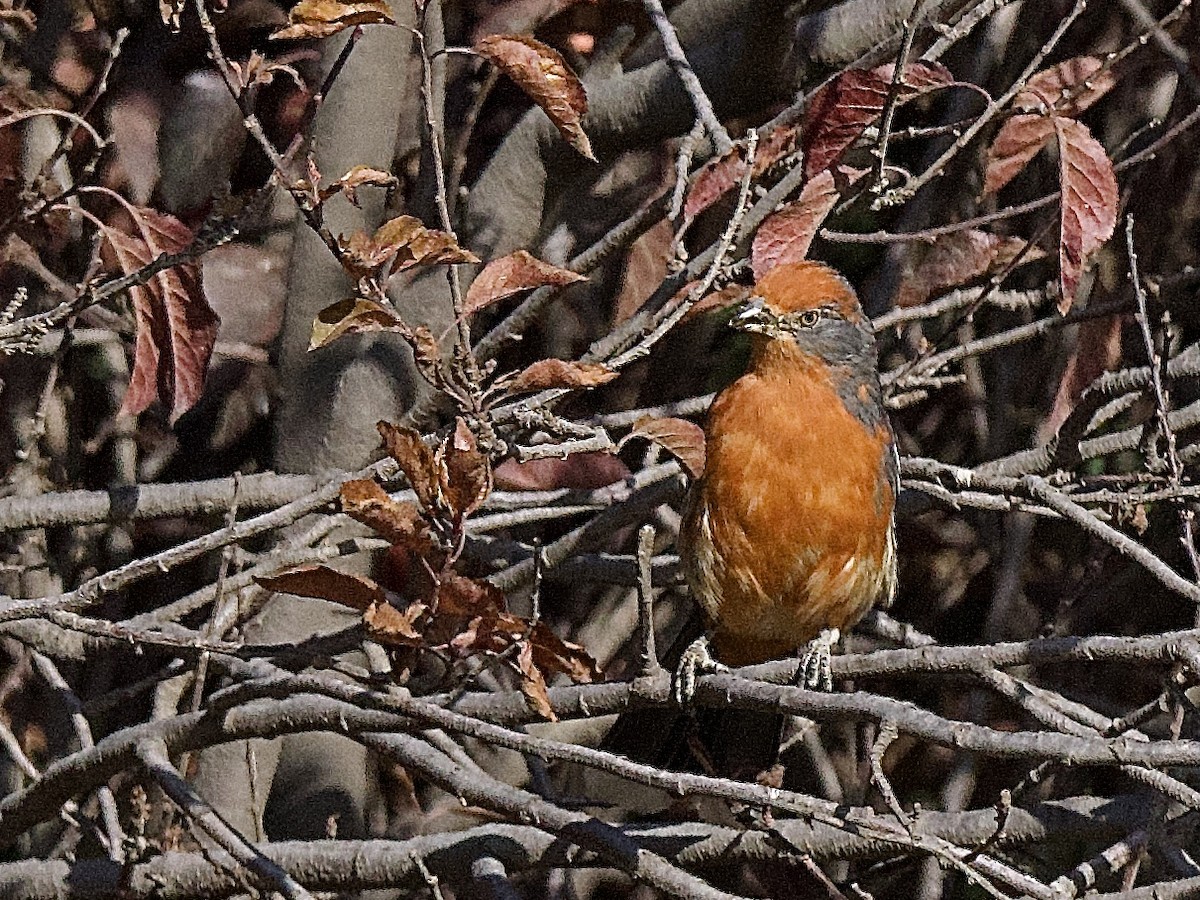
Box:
[798,628,841,692]
[674,636,729,705]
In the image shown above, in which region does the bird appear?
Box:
[675,259,898,701]
[602,260,897,781]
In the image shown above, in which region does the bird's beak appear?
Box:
[731,296,771,334]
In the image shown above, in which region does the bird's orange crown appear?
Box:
[752,261,864,323]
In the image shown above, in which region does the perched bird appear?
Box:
[603,261,897,780]
[676,260,898,699]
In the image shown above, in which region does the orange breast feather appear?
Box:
[680,347,895,665]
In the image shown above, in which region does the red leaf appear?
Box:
[683,124,798,221]
[1054,117,1117,312]
[493,454,631,491]
[684,147,748,222]
[802,62,951,179]
[750,170,839,280]
[895,229,1040,308]
[475,34,594,161]
[464,250,586,316]
[107,209,220,423]
[1015,56,1116,117]
[876,60,955,92]
[1042,316,1123,437]
[981,113,1056,196]
[622,416,706,478]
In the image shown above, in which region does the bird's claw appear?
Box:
[674,636,728,705]
[798,628,840,692]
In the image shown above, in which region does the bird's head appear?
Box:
[732,261,875,368]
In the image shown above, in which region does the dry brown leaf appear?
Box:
[1015,56,1116,117]
[449,609,599,720]
[377,421,440,512]
[1054,117,1117,312]
[340,479,431,553]
[802,62,952,179]
[255,565,385,611]
[363,600,426,644]
[436,572,505,616]
[528,621,601,684]
[437,418,492,521]
[319,165,399,207]
[309,297,406,350]
[106,209,220,423]
[464,250,586,316]
[475,34,594,161]
[750,170,839,280]
[895,229,1039,307]
[518,641,556,720]
[271,0,394,39]
[981,113,1056,196]
[505,359,618,393]
[340,215,479,279]
[623,416,706,479]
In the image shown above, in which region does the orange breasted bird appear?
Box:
[676,260,898,698]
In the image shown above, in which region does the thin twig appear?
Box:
[641,0,732,154]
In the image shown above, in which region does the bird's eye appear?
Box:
[798,310,821,328]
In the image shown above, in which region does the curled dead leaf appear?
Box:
[475,34,594,161]
[464,250,586,316]
[449,609,601,720]
[505,359,618,393]
[340,215,478,279]
[378,421,441,512]
[319,165,399,207]
[309,297,406,350]
[437,418,492,521]
[271,0,394,39]
[340,479,432,554]
[363,600,426,645]
[622,416,706,479]
[518,641,555,720]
